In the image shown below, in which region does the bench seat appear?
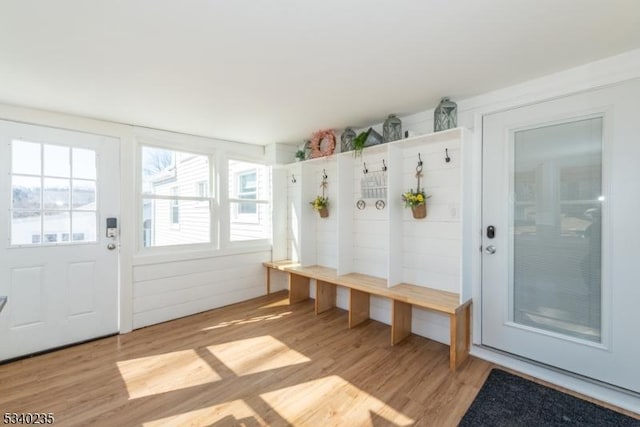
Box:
[262,262,472,370]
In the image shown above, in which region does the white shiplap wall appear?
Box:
[352,148,388,278]
[133,250,268,328]
[401,138,461,293]
[286,163,301,262]
[314,163,338,268]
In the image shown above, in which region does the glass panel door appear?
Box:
[512,117,602,342]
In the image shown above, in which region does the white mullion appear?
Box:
[142,194,213,202]
[228,198,270,204]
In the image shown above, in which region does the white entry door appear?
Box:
[482,79,640,393]
[0,120,120,361]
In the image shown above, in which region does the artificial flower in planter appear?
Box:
[310,195,329,218]
[402,189,430,219]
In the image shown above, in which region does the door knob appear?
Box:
[485,245,496,254]
[107,243,116,250]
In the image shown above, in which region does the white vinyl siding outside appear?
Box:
[142,147,212,248]
[228,160,271,242]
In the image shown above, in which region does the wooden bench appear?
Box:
[262,260,301,294]
[262,262,472,371]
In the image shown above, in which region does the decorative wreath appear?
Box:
[310,129,336,158]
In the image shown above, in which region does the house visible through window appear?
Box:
[170,187,179,226]
[141,145,212,248]
[238,171,257,214]
[228,160,271,242]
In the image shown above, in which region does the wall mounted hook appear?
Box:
[322,169,328,180]
[291,173,297,183]
[416,153,423,173]
[382,159,387,172]
[363,162,368,174]
[445,148,451,163]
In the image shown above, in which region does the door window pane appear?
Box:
[11,211,41,245]
[72,180,96,209]
[12,141,41,175]
[12,176,41,209]
[44,144,70,177]
[43,211,70,244]
[72,211,97,242]
[513,117,602,342]
[72,148,96,179]
[43,178,70,209]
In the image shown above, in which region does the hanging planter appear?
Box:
[411,203,427,219]
[310,196,329,218]
[310,170,329,218]
[402,153,431,220]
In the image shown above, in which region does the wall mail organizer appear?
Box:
[360,160,388,199]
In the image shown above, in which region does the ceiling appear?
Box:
[1,1,639,145]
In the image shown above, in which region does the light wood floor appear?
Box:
[0,291,637,426]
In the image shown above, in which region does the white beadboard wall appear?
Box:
[314,163,338,268]
[352,149,389,278]
[286,163,301,262]
[133,250,269,328]
[401,138,461,293]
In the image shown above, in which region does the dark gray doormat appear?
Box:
[459,369,640,426]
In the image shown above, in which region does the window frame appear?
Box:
[227,158,271,244]
[138,142,215,252]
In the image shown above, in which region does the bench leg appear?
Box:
[349,289,370,328]
[449,301,472,371]
[315,280,336,314]
[266,267,271,295]
[391,300,412,345]
[288,273,310,304]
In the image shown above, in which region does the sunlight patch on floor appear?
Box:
[260,375,415,426]
[142,399,268,427]
[207,335,310,376]
[201,311,292,331]
[258,298,290,309]
[117,349,221,399]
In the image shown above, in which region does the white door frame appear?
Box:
[0,107,136,335]
[468,62,640,411]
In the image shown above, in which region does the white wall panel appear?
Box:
[132,250,270,329]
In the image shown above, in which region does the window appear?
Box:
[228,160,271,242]
[10,140,97,246]
[141,146,211,248]
[196,181,208,198]
[170,187,179,226]
[237,171,257,214]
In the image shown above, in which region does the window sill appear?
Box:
[133,243,271,266]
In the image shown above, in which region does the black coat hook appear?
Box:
[416,153,423,173]
[382,159,387,172]
[291,174,296,183]
[363,162,368,174]
[445,148,451,163]
[322,169,328,180]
